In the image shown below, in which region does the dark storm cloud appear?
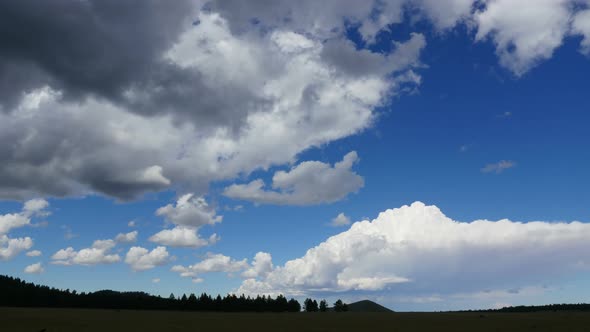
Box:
[0,0,196,106]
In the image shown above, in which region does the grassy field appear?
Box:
[1,307,590,332]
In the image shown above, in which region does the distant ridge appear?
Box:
[346,300,393,313]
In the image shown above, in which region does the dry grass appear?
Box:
[2,307,590,332]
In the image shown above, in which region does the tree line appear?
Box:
[0,275,348,313]
[458,303,590,313]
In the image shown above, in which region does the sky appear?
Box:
[0,0,590,311]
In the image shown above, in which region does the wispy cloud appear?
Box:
[481,160,516,174]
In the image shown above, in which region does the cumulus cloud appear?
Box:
[150,195,222,247]
[51,239,120,266]
[0,198,49,235]
[0,2,424,201]
[24,262,44,274]
[23,198,50,217]
[0,235,33,261]
[474,0,572,75]
[224,152,364,206]
[157,194,222,228]
[572,9,590,55]
[242,252,274,279]
[115,231,138,244]
[237,202,590,297]
[26,250,42,257]
[0,199,49,261]
[331,213,352,227]
[149,227,219,248]
[125,246,170,271]
[171,253,248,279]
[0,0,588,202]
[481,160,516,174]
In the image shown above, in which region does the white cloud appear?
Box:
[572,9,590,55]
[26,250,42,257]
[151,195,222,247]
[0,213,29,236]
[152,278,161,283]
[0,235,33,261]
[125,246,170,271]
[224,152,364,205]
[149,226,214,248]
[128,220,137,227]
[24,262,44,274]
[0,198,50,235]
[331,213,352,227]
[242,252,274,279]
[481,160,516,173]
[23,198,50,217]
[115,231,138,244]
[156,194,222,228]
[238,202,590,297]
[171,253,248,278]
[414,0,476,30]
[474,0,572,75]
[51,239,120,266]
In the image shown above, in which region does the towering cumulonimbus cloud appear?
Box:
[237,202,590,297]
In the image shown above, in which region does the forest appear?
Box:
[0,275,349,312]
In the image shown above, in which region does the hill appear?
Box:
[346,300,393,312]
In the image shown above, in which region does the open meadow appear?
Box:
[2,307,590,332]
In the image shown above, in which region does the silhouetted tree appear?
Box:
[288,298,301,312]
[334,299,348,312]
[319,299,328,312]
[304,298,319,312]
[0,274,319,313]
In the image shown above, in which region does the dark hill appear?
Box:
[347,300,393,312]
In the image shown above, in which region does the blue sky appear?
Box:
[1,0,590,311]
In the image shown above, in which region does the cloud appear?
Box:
[331,213,352,227]
[26,250,42,257]
[128,220,137,227]
[572,9,590,55]
[474,0,572,75]
[224,152,364,205]
[156,194,222,228]
[150,195,222,247]
[0,235,33,261]
[0,199,49,261]
[481,160,516,174]
[24,262,44,274]
[22,198,50,216]
[125,246,170,271]
[0,213,29,236]
[0,198,49,235]
[51,239,120,266]
[152,278,161,283]
[171,253,249,279]
[1,1,588,201]
[237,202,590,298]
[0,3,423,201]
[149,227,218,248]
[242,252,274,279]
[115,231,138,244]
